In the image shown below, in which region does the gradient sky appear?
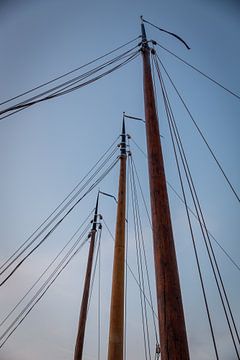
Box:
[0,1,239,359]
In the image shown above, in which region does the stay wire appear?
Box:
[32,51,140,101]
[154,54,219,358]
[0,225,91,336]
[155,42,240,101]
[1,51,127,114]
[154,54,240,356]
[0,36,141,106]
[48,49,140,97]
[0,49,139,120]
[155,52,240,204]
[0,157,119,286]
[130,154,159,344]
[0,141,119,275]
[155,56,240,350]
[129,157,150,360]
[14,48,140,114]
[0,211,93,328]
[0,233,90,348]
[129,136,240,273]
[102,218,158,321]
[0,50,140,121]
[130,155,158,356]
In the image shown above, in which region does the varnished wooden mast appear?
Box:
[141,18,190,359]
[74,195,99,360]
[107,119,127,360]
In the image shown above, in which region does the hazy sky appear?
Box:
[0,1,239,359]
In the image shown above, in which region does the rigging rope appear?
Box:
[0,36,141,107]
[102,218,158,321]
[0,157,119,286]
[130,154,160,356]
[0,138,119,274]
[153,53,240,357]
[0,50,140,121]
[129,136,240,273]
[0,232,91,349]
[129,155,159,345]
[155,51,240,204]
[155,42,240,101]
[0,212,93,328]
[129,154,152,360]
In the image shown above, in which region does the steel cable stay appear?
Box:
[154,51,240,204]
[128,154,159,346]
[0,48,139,120]
[102,215,160,357]
[128,156,148,360]
[129,156,160,358]
[0,223,91,334]
[103,190,161,359]
[129,155,160,344]
[129,154,159,360]
[0,35,141,107]
[0,138,119,275]
[0,146,118,275]
[0,211,93,328]
[0,49,140,121]
[154,54,240,347]
[47,49,140,98]
[153,54,240,357]
[0,156,120,287]
[154,42,240,101]
[0,47,139,112]
[102,217,159,323]
[129,135,240,274]
[9,47,139,112]
[0,228,93,349]
[154,57,219,359]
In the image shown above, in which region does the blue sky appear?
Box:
[0,0,239,359]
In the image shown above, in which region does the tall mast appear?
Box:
[107,118,127,360]
[140,17,190,359]
[74,194,99,360]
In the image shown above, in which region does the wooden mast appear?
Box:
[140,17,190,359]
[107,118,127,360]
[74,194,99,360]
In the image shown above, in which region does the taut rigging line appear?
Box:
[0,48,140,121]
[0,155,119,286]
[153,53,240,358]
[129,135,240,273]
[0,211,94,328]
[0,36,141,107]
[0,137,119,275]
[155,52,240,204]
[0,229,92,349]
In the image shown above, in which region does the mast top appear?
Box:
[120,114,127,156]
[140,15,147,45]
[92,192,99,231]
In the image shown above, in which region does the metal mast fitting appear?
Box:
[74,194,100,360]
[108,117,127,360]
[140,17,190,360]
